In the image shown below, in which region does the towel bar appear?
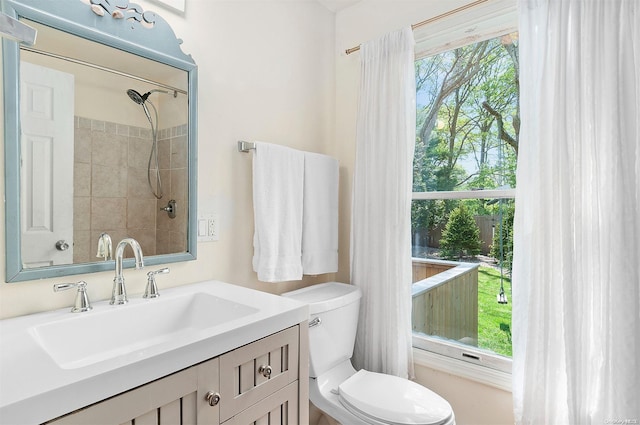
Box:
[238,141,256,152]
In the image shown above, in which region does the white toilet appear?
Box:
[283,282,455,425]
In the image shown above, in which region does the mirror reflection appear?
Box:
[18,20,189,269]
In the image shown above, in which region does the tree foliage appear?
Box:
[440,205,482,259]
[412,33,520,253]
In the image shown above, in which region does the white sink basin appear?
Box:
[1,280,308,424]
[30,292,259,369]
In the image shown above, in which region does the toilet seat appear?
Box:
[338,370,454,425]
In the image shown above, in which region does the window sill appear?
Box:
[412,336,512,392]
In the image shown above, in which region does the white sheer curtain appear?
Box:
[513,0,639,423]
[350,27,415,379]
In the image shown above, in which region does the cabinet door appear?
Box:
[197,357,221,424]
[222,382,298,425]
[46,367,199,425]
[219,326,299,422]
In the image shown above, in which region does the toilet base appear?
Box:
[310,360,370,425]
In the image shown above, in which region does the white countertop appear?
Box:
[0,281,308,424]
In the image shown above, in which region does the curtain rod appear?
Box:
[20,46,188,95]
[345,0,489,55]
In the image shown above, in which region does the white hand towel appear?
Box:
[252,142,304,282]
[302,152,339,275]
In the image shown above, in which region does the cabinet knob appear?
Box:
[258,364,272,378]
[205,391,220,407]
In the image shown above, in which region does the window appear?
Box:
[411,29,518,373]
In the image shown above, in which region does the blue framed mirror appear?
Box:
[2,0,197,282]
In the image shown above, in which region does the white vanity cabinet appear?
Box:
[45,325,307,425]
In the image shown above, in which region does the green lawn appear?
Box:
[477,266,512,357]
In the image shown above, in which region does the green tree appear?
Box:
[412,35,520,252]
[440,204,482,259]
[411,199,453,247]
[416,40,492,148]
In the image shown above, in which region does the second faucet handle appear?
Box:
[54,281,92,313]
[144,268,170,299]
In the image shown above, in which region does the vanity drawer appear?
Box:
[222,381,298,425]
[45,366,200,425]
[219,326,299,422]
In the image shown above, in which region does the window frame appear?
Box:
[411,192,514,375]
[411,1,518,379]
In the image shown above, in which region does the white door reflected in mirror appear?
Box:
[20,61,74,267]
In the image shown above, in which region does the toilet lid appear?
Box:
[338,370,453,425]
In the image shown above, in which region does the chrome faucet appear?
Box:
[96,232,113,260]
[110,238,144,305]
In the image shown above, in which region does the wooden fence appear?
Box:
[411,259,479,345]
[415,214,500,255]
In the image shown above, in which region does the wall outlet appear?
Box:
[208,214,219,241]
[197,213,219,242]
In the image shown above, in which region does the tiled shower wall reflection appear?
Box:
[73,117,188,263]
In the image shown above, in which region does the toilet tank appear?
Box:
[282,282,361,378]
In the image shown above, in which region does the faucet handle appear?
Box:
[54,281,93,313]
[144,268,169,299]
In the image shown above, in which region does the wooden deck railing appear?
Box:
[411,258,479,345]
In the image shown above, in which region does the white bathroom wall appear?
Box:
[0,0,336,318]
[332,1,515,424]
[414,364,514,425]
